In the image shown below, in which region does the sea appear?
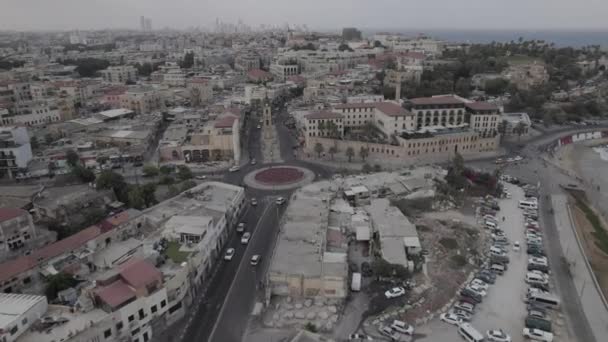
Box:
[360,28,608,48]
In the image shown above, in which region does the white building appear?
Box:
[2,100,61,127]
[0,208,37,253]
[0,293,48,342]
[269,63,299,81]
[0,126,33,174]
[163,69,186,87]
[100,66,138,84]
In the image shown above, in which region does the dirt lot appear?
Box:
[397,210,487,322]
[570,200,608,299]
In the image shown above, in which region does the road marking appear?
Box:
[207,202,273,341]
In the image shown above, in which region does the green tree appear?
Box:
[72,165,96,183]
[338,43,353,52]
[159,165,172,175]
[181,52,195,69]
[177,165,193,180]
[514,121,527,141]
[328,146,337,160]
[66,149,80,168]
[167,184,180,197]
[30,136,39,150]
[359,146,369,162]
[362,163,372,173]
[346,147,355,162]
[45,273,78,300]
[180,180,197,192]
[374,164,382,172]
[142,164,159,177]
[484,78,509,95]
[141,183,157,207]
[96,171,128,203]
[59,58,110,77]
[373,40,383,48]
[314,143,324,158]
[127,186,146,210]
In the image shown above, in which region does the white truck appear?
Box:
[351,272,361,292]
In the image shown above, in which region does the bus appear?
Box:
[519,200,538,210]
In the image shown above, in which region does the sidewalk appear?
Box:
[551,194,608,342]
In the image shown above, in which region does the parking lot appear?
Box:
[416,183,569,342]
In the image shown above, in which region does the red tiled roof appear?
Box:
[465,102,499,111]
[399,51,426,60]
[214,115,238,128]
[104,210,134,228]
[188,77,209,84]
[247,69,272,80]
[374,102,412,117]
[334,103,376,110]
[119,258,162,289]
[225,107,242,116]
[0,208,27,223]
[287,75,306,85]
[0,224,102,283]
[409,95,465,106]
[305,111,344,120]
[95,280,136,308]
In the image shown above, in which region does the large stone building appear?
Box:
[100,66,138,84]
[187,77,213,107]
[0,208,37,254]
[119,86,165,115]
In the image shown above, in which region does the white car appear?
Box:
[449,309,472,322]
[229,165,240,172]
[237,223,246,233]
[439,312,462,326]
[250,254,261,265]
[390,320,414,335]
[384,287,406,299]
[224,248,235,261]
[470,279,489,291]
[513,241,520,251]
[276,197,286,205]
[241,232,251,244]
[348,333,372,341]
[250,158,256,165]
[486,329,511,342]
[195,175,207,180]
[466,284,487,297]
[256,125,261,129]
[250,198,258,206]
[523,328,553,341]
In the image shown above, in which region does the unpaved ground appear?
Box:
[570,201,608,300]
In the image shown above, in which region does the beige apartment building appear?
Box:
[100,66,137,84]
[119,86,165,114]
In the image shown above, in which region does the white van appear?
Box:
[458,323,485,342]
[519,200,538,210]
[526,272,549,285]
[484,220,497,230]
[528,292,560,309]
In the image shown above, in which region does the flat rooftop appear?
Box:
[0,293,47,329]
[269,183,347,278]
[18,306,108,342]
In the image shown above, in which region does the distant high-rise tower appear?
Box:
[140,16,146,31]
[145,18,152,32]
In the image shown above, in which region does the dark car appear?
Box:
[460,289,482,303]
[476,271,496,284]
[361,262,372,277]
[528,263,549,273]
[525,316,552,333]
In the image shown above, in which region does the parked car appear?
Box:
[378,325,395,338]
[251,198,258,206]
[522,328,553,341]
[276,196,286,205]
[466,284,487,297]
[241,232,251,244]
[250,158,257,165]
[390,320,414,335]
[237,222,246,233]
[348,333,372,341]
[229,165,240,172]
[486,329,512,342]
[439,312,462,326]
[449,309,472,322]
[476,271,496,284]
[224,248,235,261]
[460,289,482,303]
[385,287,406,299]
[471,279,489,291]
[195,175,207,180]
[250,254,261,266]
[525,316,552,333]
[453,301,475,314]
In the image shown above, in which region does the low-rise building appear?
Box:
[270,62,299,81]
[268,183,348,298]
[502,61,549,91]
[0,126,32,176]
[119,86,165,115]
[0,293,48,342]
[100,66,138,85]
[501,112,532,136]
[187,77,213,107]
[0,208,37,254]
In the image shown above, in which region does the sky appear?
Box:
[1,0,607,32]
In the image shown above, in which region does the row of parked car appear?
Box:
[518,196,558,342]
[435,204,515,342]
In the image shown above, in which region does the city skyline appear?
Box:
[1,0,608,31]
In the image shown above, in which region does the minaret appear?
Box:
[395,72,401,103]
[263,101,273,140]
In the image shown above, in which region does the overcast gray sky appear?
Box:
[1,0,607,31]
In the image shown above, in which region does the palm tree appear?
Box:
[346,147,355,162]
[514,121,527,141]
[497,119,508,143]
[328,146,337,160]
[359,146,369,162]
[314,142,324,158]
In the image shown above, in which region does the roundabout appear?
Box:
[244,165,315,190]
